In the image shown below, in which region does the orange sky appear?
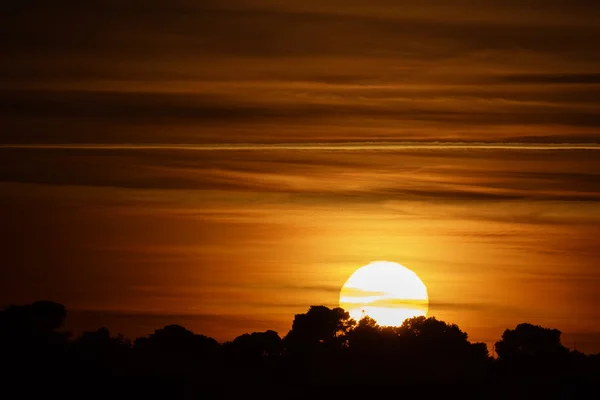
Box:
[1,0,600,352]
[1,147,599,352]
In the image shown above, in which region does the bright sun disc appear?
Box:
[339,261,428,326]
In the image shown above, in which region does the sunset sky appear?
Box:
[1,1,600,352]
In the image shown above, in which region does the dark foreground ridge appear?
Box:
[1,301,599,399]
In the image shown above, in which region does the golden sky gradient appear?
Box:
[1,0,600,352]
[1,147,599,351]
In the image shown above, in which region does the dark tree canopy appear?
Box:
[284,305,355,354]
[226,330,282,359]
[0,300,66,336]
[346,316,396,352]
[134,324,220,358]
[496,323,568,359]
[0,300,69,358]
[71,327,131,370]
[495,323,570,374]
[346,314,490,379]
[398,316,467,341]
[1,301,599,399]
[397,316,479,357]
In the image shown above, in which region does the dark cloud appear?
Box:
[4,1,599,60]
[1,148,600,205]
[2,1,600,144]
[281,284,342,294]
[2,89,600,146]
[520,271,600,283]
[500,73,600,85]
[428,301,521,314]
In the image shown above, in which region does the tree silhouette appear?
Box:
[0,301,70,396]
[72,327,131,367]
[283,305,355,355]
[226,330,282,359]
[134,324,219,358]
[496,323,568,360]
[0,300,66,337]
[346,315,380,346]
[495,323,570,374]
[346,315,398,354]
[397,315,476,359]
[1,300,600,398]
[0,300,69,359]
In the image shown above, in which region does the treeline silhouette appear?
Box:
[1,301,599,399]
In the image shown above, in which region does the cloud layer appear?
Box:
[2,0,600,144]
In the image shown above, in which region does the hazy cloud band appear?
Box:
[2,143,600,151]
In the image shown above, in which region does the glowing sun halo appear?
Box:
[339,261,429,326]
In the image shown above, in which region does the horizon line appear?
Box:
[2,142,600,151]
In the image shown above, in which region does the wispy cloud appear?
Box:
[499,73,600,85]
[3,1,600,145]
[2,143,600,150]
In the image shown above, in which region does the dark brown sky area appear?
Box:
[1,1,600,352]
[2,0,600,144]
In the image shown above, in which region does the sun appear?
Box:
[339,261,428,326]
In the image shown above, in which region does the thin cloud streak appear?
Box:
[2,143,600,151]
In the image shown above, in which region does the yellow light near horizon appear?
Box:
[339,261,428,326]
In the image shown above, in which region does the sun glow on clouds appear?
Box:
[339,261,428,326]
